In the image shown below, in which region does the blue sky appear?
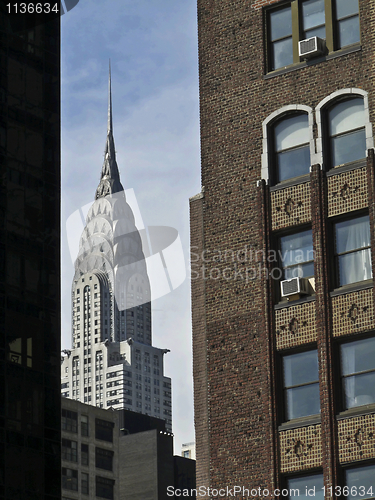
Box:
[61,0,200,453]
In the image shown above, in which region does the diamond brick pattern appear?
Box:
[280,425,322,472]
[331,288,374,337]
[338,414,375,463]
[275,301,317,350]
[327,167,368,217]
[271,183,311,230]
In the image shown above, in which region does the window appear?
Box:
[95,418,114,442]
[81,415,89,436]
[81,472,89,495]
[266,0,360,72]
[335,0,360,49]
[279,229,314,280]
[334,215,372,286]
[268,4,293,71]
[62,468,78,491]
[81,443,89,465]
[340,337,375,410]
[301,0,325,39]
[345,464,375,500]
[283,350,320,420]
[62,439,77,462]
[62,410,78,433]
[328,97,366,167]
[287,473,324,499]
[272,114,310,183]
[95,448,114,471]
[96,476,114,500]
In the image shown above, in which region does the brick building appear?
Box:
[191,0,375,496]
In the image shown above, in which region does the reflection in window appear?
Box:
[62,439,78,462]
[283,350,320,420]
[280,229,314,279]
[335,0,360,49]
[273,114,310,183]
[328,97,366,167]
[301,0,326,39]
[269,5,293,70]
[341,337,375,409]
[346,464,375,500]
[288,474,324,500]
[334,215,372,286]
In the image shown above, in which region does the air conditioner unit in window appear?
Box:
[298,37,326,59]
[281,277,309,298]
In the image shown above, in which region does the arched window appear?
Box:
[328,97,366,168]
[272,114,310,183]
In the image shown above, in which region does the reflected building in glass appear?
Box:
[0,9,61,500]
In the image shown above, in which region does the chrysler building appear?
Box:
[61,67,172,432]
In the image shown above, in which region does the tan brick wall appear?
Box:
[331,288,374,337]
[275,301,317,350]
[338,414,375,463]
[327,167,368,218]
[279,425,322,472]
[271,183,311,230]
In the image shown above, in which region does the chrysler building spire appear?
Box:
[95,61,124,200]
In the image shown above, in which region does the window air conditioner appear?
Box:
[298,37,326,59]
[281,277,309,298]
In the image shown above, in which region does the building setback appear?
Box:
[61,67,172,432]
[191,0,375,496]
[0,10,61,500]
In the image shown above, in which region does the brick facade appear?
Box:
[192,0,375,492]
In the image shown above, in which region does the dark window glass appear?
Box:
[96,476,114,500]
[62,468,78,491]
[335,0,360,48]
[301,0,326,39]
[341,337,375,409]
[81,443,89,466]
[274,114,310,183]
[62,439,77,462]
[334,215,372,286]
[280,229,314,279]
[81,472,89,495]
[62,409,78,433]
[81,415,89,436]
[288,474,324,499]
[346,464,375,500]
[95,418,114,442]
[269,5,293,70]
[95,447,114,471]
[283,350,320,420]
[328,98,366,167]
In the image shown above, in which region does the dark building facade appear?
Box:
[191,0,375,496]
[0,11,61,500]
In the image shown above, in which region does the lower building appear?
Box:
[61,398,195,500]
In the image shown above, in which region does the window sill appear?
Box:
[274,294,315,311]
[337,404,375,421]
[269,173,310,192]
[330,280,373,298]
[326,158,367,177]
[264,44,361,80]
[278,414,321,431]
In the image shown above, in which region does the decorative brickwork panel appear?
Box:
[275,301,317,350]
[280,425,322,472]
[332,288,374,338]
[338,414,375,463]
[271,183,311,230]
[327,168,368,217]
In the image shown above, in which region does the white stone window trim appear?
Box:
[315,88,374,169]
[261,104,314,183]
